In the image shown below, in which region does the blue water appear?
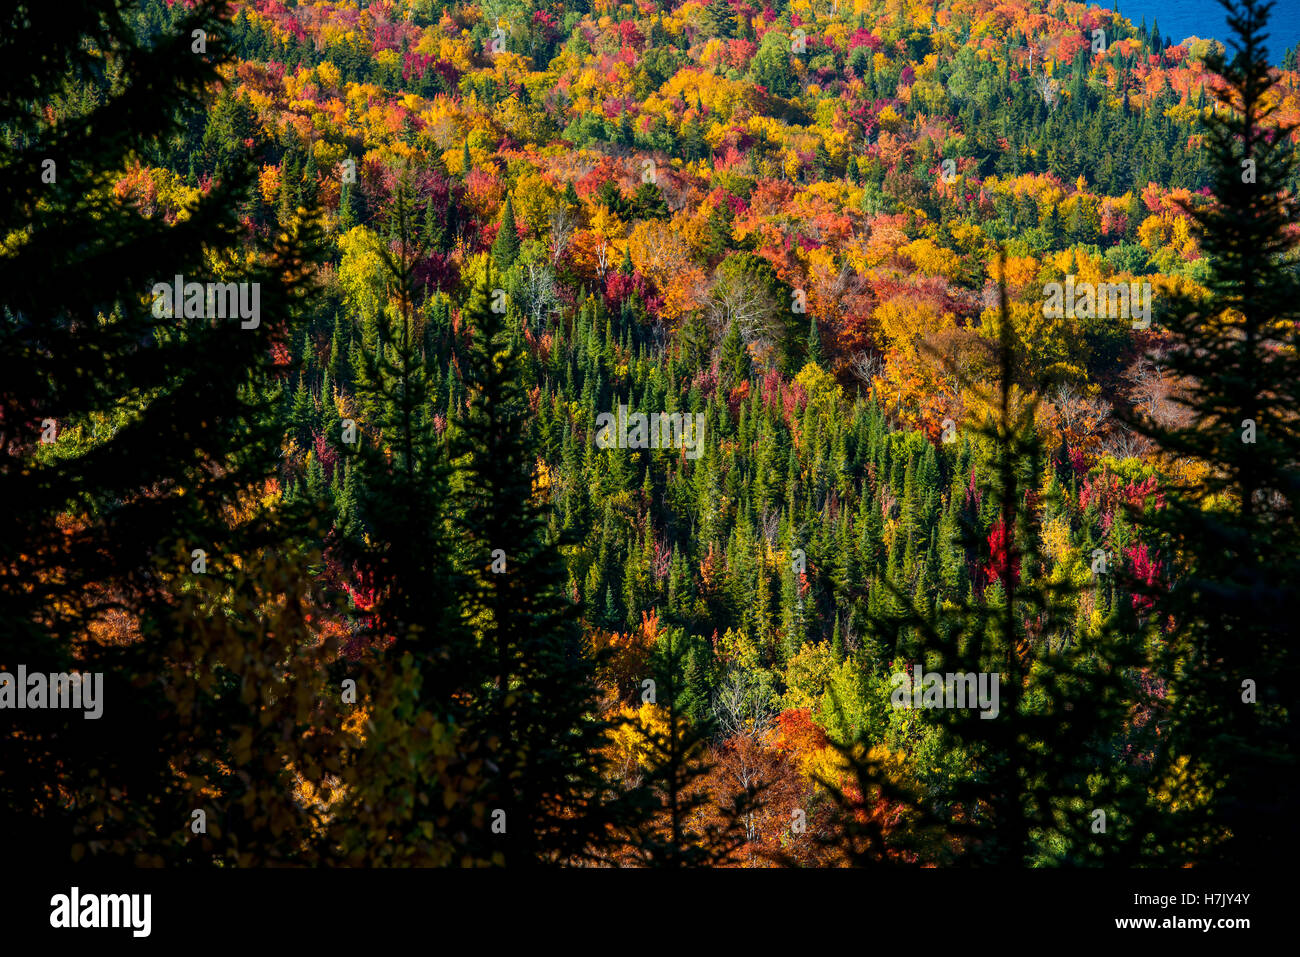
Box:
[1114,0,1300,63]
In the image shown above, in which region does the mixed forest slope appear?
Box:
[3,0,1297,867]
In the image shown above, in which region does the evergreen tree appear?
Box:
[718,318,751,393]
[452,271,624,864]
[421,191,446,253]
[822,255,1146,865]
[619,626,759,865]
[491,193,521,271]
[676,308,713,375]
[339,175,363,231]
[0,0,339,863]
[807,315,826,369]
[632,180,670,220]
[1124,0,1300,866]
[703,0,734,38]
[337,166,466,689]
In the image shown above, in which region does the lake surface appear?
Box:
[1114,0,1300,62]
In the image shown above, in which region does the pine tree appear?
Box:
[676,308,713,376]
[807,315,826,368]
[301,148,318,206]
[491,193,521,271]
[339,176,363,231]
[421,191,446,253]
[337,166,466,694]
[632,180,670,220]
[1124,0,1300,866]
[718,318,751,393]
[0,0,335,862]
[815,138,832,177]
[703,0,734,38]
[290,374,314,444]
[1125,190,1144,242]
[618,626,759,865]
[822,254,1146,864]
[452,270,624,865]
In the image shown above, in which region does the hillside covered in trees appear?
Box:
[2,0,1296,869]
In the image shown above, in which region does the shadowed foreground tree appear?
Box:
[335,167,467,692]
[0,0,357,864]
[819,255,1149,865]
[450,272,627,865]
[329,165,491,862]
[1124,0,1300,866]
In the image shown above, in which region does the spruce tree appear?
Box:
[718,318,751,393]
[0,0,337,862]
[1124,0,1300,866]
[822,255,1146,864]
[619,626,759,865]
[491,193,521,271]
[807,315,826,369]
[452,271,623,864]
[336,166,468,716]
[703,0,734,38]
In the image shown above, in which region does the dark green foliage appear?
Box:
[451,271,621,865]
[1123,0,1300,867]
[0,0,327,863]
[491,193,520,271]
[820,258,1149,865]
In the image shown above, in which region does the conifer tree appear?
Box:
[421,191,446,253]
[619,626,759,865]
[0,0,336,862]
[821,255,1147,864]
[718,318,751,393]
[452,271,623,864]
[1124,0,1300,866]
[807,315,826,369]
[336,166,467,708]
[491,193,521,271]
[703,0,734,38]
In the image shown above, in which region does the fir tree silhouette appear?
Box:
[451,270,625,865]
[0,0,331,862]
[820,253,1147,865]
[1122,0,1300,867]
[618,626,762,866]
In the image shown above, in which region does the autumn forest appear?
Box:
[1,0,1297,878]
